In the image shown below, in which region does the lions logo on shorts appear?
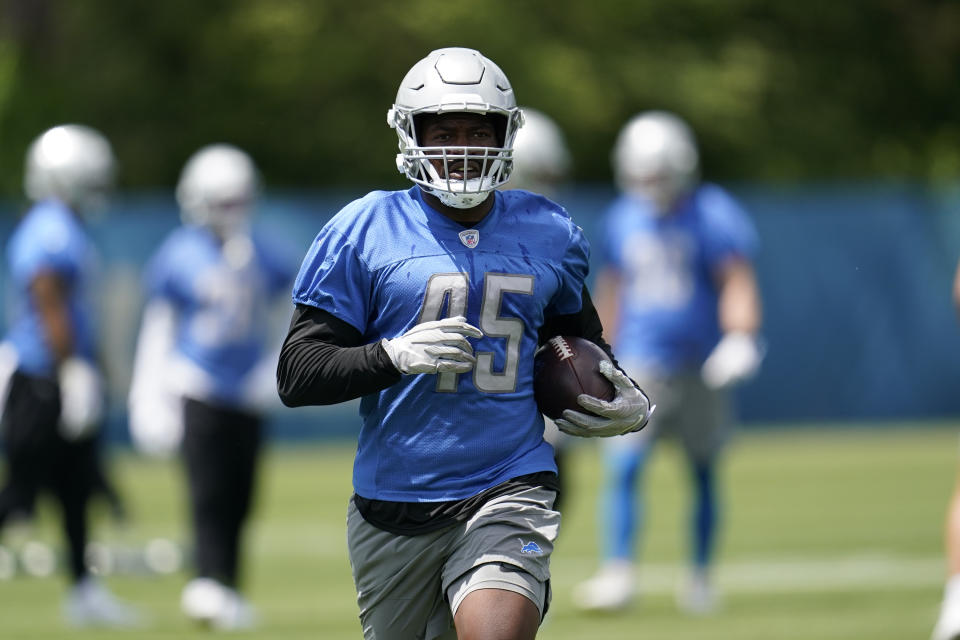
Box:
[519,540,543,555]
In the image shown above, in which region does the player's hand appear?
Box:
[129,391,184,458]
[58,357,104,440]
[555,360,655,438]
[701,332,764,390]
[381,316,483,375]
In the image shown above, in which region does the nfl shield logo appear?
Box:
[458,229,480,249]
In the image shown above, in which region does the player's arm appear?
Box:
[590,267,622,345]
[32,269,103,439]
[31,269,74,363]
[701,255,764,389]
[278,304,482,406]
[539,286,615,363]
[277,304,402,407]
[716,256,762,335]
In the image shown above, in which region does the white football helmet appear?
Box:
[24,124,116,214]
[387,47,523,209]
[612,111,699,214]
[176,144,259,237]
[509,107,571,197]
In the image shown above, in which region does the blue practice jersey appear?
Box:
[143,225,294,404]
[4,199,100,376]
[292,187,590,502]
[599,183,759,372]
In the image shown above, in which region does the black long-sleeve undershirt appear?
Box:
[276,285,616,407]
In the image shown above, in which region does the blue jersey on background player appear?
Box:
[598,182,758,372]
[142,222,292,405]
[5,199,100,376]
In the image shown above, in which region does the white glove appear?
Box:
[58,357,105,440]
[555,360,655,438]
[129,392,183,458]
[701,331,764,390]
[381,316,483,375]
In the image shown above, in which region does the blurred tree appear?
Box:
[0,0,958,205]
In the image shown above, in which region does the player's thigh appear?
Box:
[675,374,733,463]
[2,372,60,458]
[347,500,455,640]
[601,371,679,458]
[452,571,541,640]
[443,486,559,621]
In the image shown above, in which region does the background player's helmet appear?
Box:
[510,107,571,197]
[176,144,259,237]
[24,124,116,214]
[612,111,699,214]
[388,47,523,209]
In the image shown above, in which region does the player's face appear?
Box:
[419,113,499,180]
[632,173,683,215]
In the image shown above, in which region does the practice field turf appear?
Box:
[0,423,956,639]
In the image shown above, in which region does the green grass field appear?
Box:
[1,423,957,639]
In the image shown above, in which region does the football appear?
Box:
[534,336,616,420]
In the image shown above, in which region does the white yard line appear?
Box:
[558,554,945,593]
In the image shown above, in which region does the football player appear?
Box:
[128,144,295,630]
[509,107,572,199]
[930,259,960,640]
[277,47,652,640]
[573,111,763,614]
[0,124,139,626]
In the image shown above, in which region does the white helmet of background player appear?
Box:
[24,124,116,214]
[612,110,699,214]
[388,47,524,209]
[176,144,259,238]
[510,107,571,197]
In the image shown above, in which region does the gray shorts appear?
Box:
[347,485,559,640]
[608,367,733,463]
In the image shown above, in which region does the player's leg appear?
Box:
[182,398,235,585]
[931,464,960,640]
[180,398,258,630]
[571,429,650,611]
[690,457,718,572]
[52,435,93,584]
[445,486,557,640]
[452,577,541,640]
[0,372,58,582]
[675,373,732,615]
[215,407,262,588]
[347,499,459,640]
[0,372,55,531]
[572,367,673,613]
[83,436,127,523]
[49,402,140,627]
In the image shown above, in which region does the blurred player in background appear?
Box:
[929,260,960,640]
[128,144,295,630]
[508,106,575,511]
[509,107,572,198]
[574,111,763,614]
[0,124,139,626]
[277,47,652,640]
